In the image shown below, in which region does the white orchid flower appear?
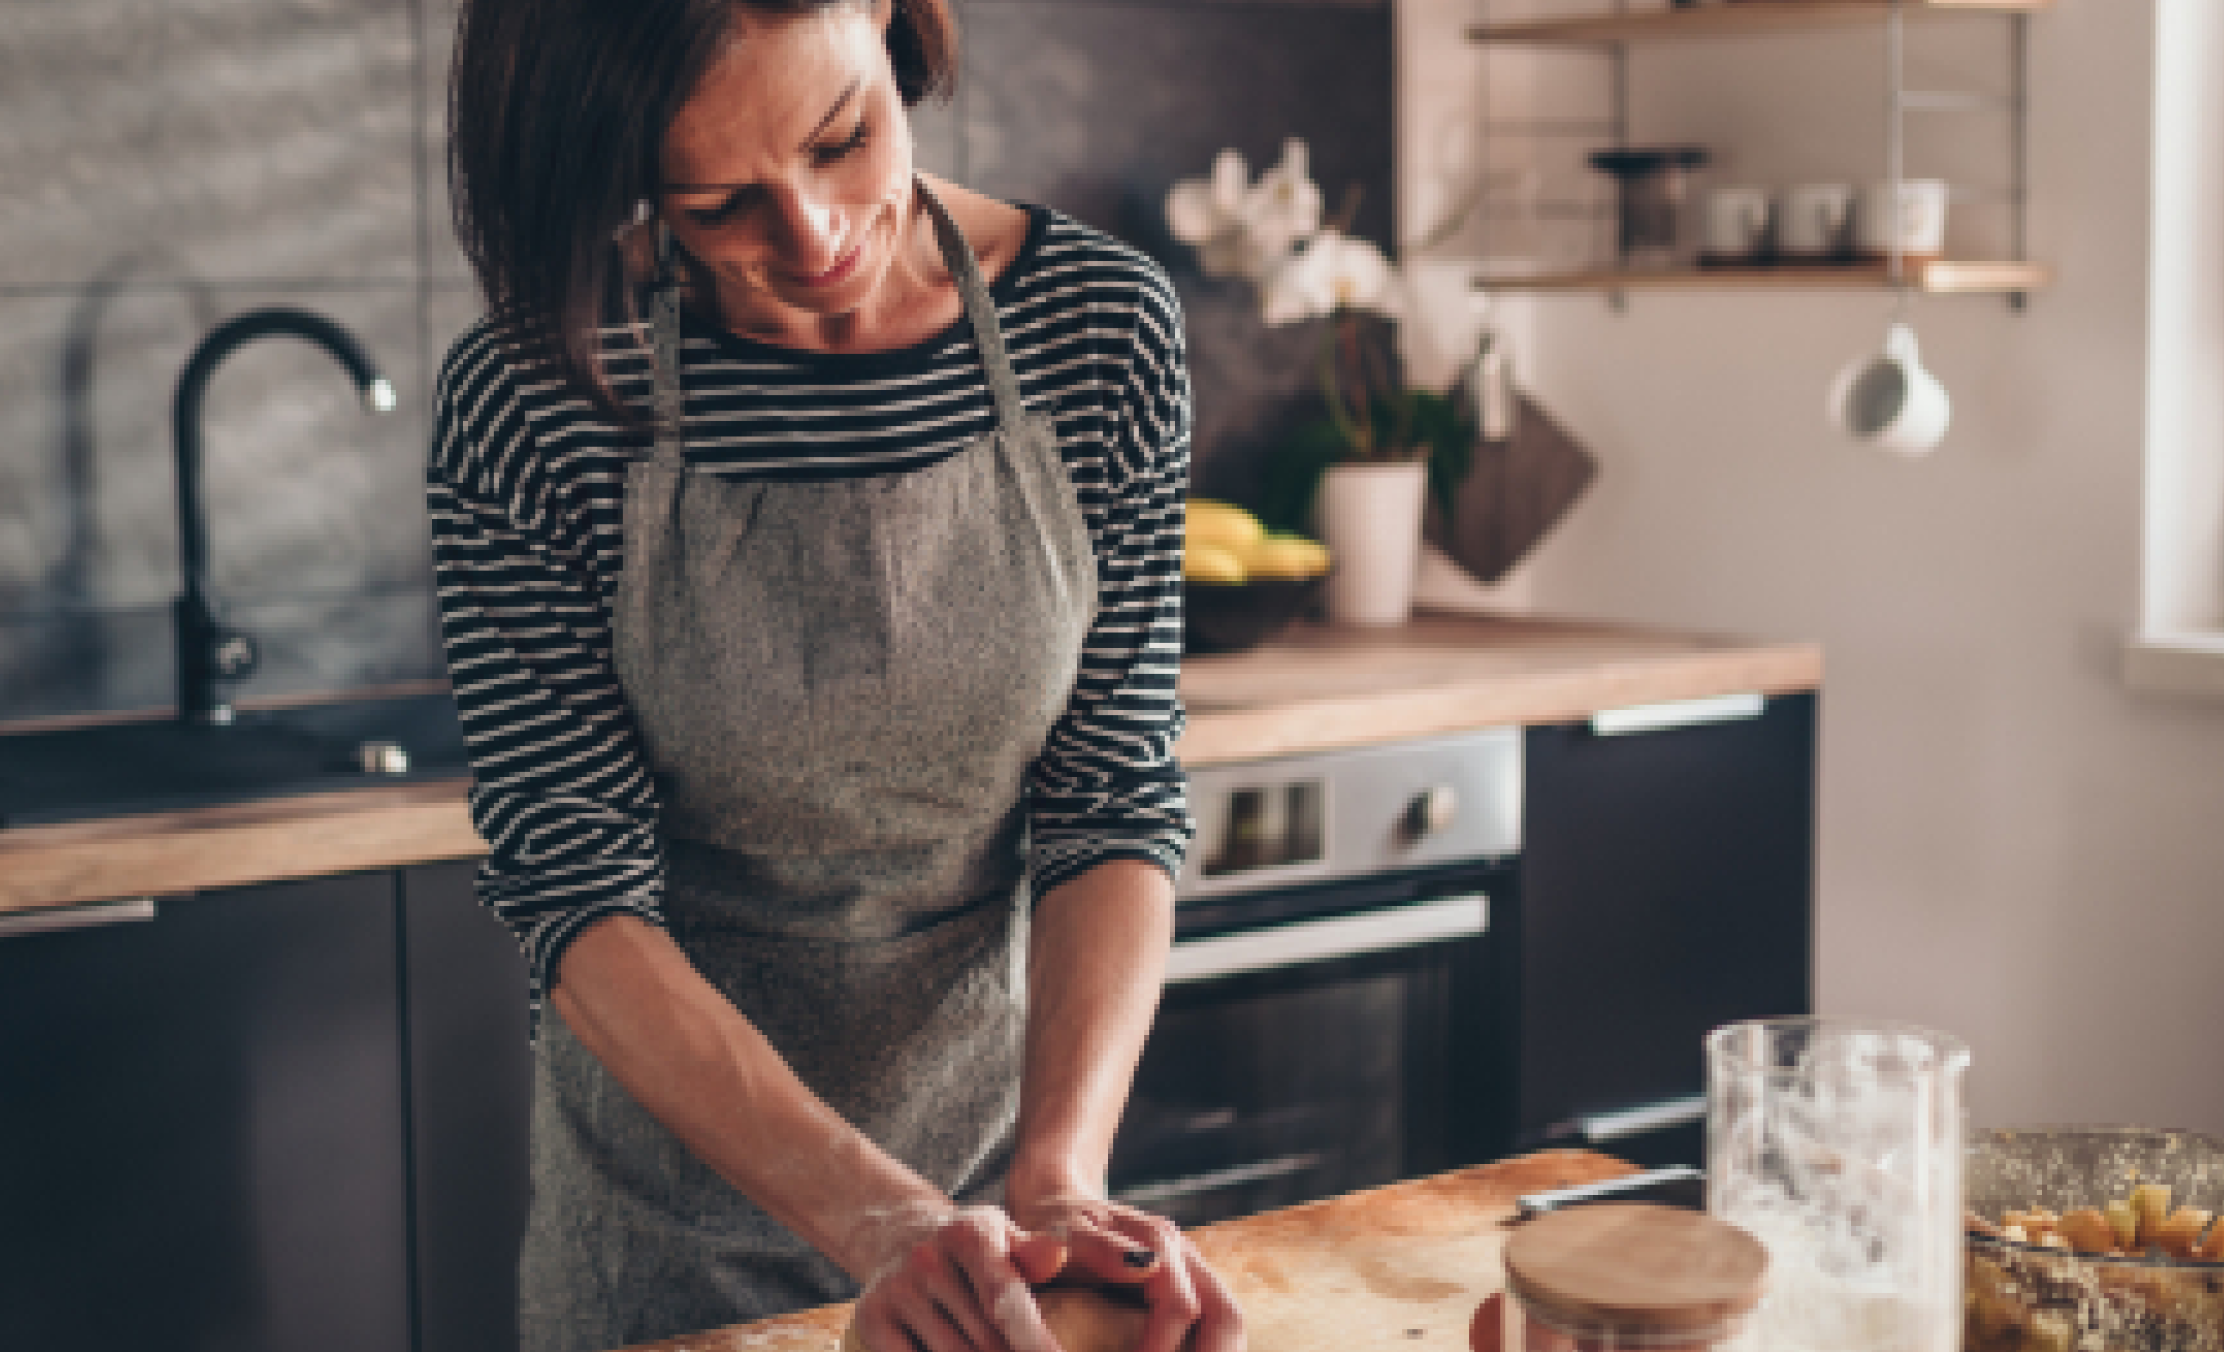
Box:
[1165,148,1247,243]
[1167,140,1327,282]
[1165,149,1258,277]
[1258,228,1406,327]
[1236,139,1324,271]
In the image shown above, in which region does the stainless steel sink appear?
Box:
[0,692,467,829]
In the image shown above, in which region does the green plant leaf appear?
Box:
[1255,418,1350,534]
[1403,388,1476,526]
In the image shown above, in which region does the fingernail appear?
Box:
[1124,1247,1158,1269]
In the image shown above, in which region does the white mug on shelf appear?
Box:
[1775,183,1856,262]
[1701,186,1772,265]
[1826,321,1951,456]
[1857,178,1951,265]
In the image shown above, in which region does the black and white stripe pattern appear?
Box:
[428,206,1195,1003]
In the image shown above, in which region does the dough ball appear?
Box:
[1037,1286,1152,1352]
[838,1285,1150,1352]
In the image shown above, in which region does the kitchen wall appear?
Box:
[0,0,1393,725]
[1401,0,2224,1131]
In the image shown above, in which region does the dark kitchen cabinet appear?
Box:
[1503,690,1818,1168]
[0,874,413,1352]
[401,861,532,1352]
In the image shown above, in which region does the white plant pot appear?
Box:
[1315,459,1428,626]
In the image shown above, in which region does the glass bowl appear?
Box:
[1966,1126,2224,1352]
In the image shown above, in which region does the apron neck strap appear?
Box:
[914,177,1029,435]
[649,220,687,468]
[643,175,1028,467]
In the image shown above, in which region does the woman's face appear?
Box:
[659,3,915,327]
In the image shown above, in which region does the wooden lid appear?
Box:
[1502,1203,1768,1334]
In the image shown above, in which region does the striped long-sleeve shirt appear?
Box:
[428,204,1195,1005]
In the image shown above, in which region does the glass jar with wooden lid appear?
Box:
[1498,1203,1768,1351]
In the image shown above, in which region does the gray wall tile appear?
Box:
[959,0,1394,498]
[910,93,963,181]
[1,287,428,607]
[423,280,486,374]
[0,0,418,290]
[0,586,444,721]
[3,0,1392,724]
[0,286,438,716]
[419,0,473,283]
[963,2,1394,246]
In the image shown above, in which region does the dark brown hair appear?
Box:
[447,0,958,424]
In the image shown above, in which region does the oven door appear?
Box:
[1105,864,1506,1228]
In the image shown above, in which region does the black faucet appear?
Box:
[172,308,396,725]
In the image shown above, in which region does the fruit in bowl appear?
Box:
[1182,499,1332,654]
[1965,1126,2224,1352]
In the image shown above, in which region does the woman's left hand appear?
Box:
[1006,1192,1245,1352]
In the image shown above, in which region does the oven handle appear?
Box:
[0,896,160,941]
[1164,893,1488,985]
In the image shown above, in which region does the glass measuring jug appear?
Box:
[1705,1018,1969,1352]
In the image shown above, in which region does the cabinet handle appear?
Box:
[1114,1153,1324,1207]
[1164,893,1488,985]
[0,896,160,941]
[1590,691,1765,737]
[1550,1093,1709,1145]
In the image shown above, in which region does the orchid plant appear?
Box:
[1166,140,1473,527]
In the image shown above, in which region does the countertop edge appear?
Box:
[0,779,486,916]
[1,622,1822,915]
[1179,636,1822,764]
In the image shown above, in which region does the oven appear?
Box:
[1103,691,1818,1227]
[1104,728,1521,1228]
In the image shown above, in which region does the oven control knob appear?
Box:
[1403,785,1459,840]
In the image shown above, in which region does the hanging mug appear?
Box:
[1827,321,1951,455]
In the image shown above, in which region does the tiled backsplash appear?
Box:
[0,0,1391,724]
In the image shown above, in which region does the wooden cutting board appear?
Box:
[1423,393,1598,587]
[617,1151,1636,1352]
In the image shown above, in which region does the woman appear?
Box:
[430,2,1238,1351]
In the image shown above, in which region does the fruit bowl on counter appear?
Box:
[1182,500,1332,655]
[1965,1126,2224,1352]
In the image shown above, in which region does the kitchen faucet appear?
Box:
[172,308,396,724]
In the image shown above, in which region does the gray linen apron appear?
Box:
[517,180,1098,1352]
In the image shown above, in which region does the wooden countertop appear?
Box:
[1176,613,1819,764]
[612,1150,1636,1352]
[0,613,1819,916]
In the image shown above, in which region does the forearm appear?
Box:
[549,914,949,1279]
[1006,858,1175,1211]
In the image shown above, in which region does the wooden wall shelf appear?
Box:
[1474,259,2052,297]
[1469,0,2053,47]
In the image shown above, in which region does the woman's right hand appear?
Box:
[849,1204,1076,1352]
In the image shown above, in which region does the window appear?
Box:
[2126,0,2224,699]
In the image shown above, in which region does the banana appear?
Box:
[1188,500,1266,551]
[1183,545,1247,585]
[1245,535,1332,580]
[1183,501,1334,584]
